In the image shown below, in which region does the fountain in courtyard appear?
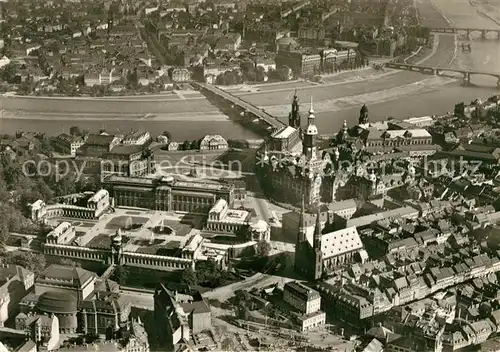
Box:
[152,219,175,235]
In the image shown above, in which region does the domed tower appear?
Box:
[359,104,369,125]
[288,89,300,128]
[303,97,318,160]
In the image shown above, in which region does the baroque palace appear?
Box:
[102,174,235,212]
[257,93,328,206]
[257,92,440,206]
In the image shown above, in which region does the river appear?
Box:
[1,0,499,139]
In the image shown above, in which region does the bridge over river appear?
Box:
[192,82,286,131]
[431,27,500,40]
[385,62,500,87]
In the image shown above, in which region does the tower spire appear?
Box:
[309,96,314,114]
[298,194,306,241]
[313,205,322,249]
[289,88,300,128]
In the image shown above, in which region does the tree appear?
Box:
[38,137,54,156]
[257,240,271,257]
[276,67,290,81]
[190,140,200,150]
[54,258,81,267]
[454,102,465,118]
[69,126,81,136]
[255,66,266,82]
[3,251,46,274]
[181,140,191,151]
[162,131,172,141]
[180,267,198,286]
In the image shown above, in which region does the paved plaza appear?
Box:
[49,208,205,254]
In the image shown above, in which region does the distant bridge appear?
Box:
[193,82,286,131]
[431,27,500,39]
[385,62,500,86]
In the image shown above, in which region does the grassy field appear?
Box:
[162,220,193,237]
[105,216,148,230]
[87,233,131,249]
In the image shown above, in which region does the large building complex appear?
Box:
[294,204,366,281]
[258,93,327,206]
[18,264,130,335]
[30,189,111,222]
[103,175,235,213]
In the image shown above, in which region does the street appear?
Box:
[120,289,154,311]
[202,273,294,302]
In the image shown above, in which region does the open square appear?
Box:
[104,216,149,230]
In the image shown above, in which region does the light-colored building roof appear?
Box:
[403,116,434,125]
[183,234,204,252]
[48,221,72,237]
[200,134,227,145]
[345,206,418,229]
[251,220,269,232]
[88,189,109,203]
[30,199,45,209]
[321,226,363,259]
[220,209,250,224]
[210,198,227,214]
[272,126,296,139]
[326,199,357,213]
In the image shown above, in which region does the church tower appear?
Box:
[359,104,369,125]
[302,97,318,160]
[294,197,307,274]
[312,207,323,280]
[288,89,300,128]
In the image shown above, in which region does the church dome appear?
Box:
[38,291,77,314]
[251,220,269,232]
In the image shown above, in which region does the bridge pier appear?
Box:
[497,31,500,40]
[497,77,500,87]
[432,68,437,75]
[463,72,471,86]
[481,30,486,40]
[466,29,470,38]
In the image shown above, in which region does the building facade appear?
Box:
[294,205,365,280]
[275,50,321,77]
[103,175,235,213]
[30,189,110,223]
[206,198,251,233]
[53,134,85,157]
[0,265,34,327]
[154,284,211,349]
[257,96,327,207]
[283,281,321,315]
[283,281,326,332]
[19,264,131,336]
[199,135,229,151]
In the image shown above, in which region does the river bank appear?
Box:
[1,0,499,140]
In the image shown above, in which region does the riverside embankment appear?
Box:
[1,0,499,139]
